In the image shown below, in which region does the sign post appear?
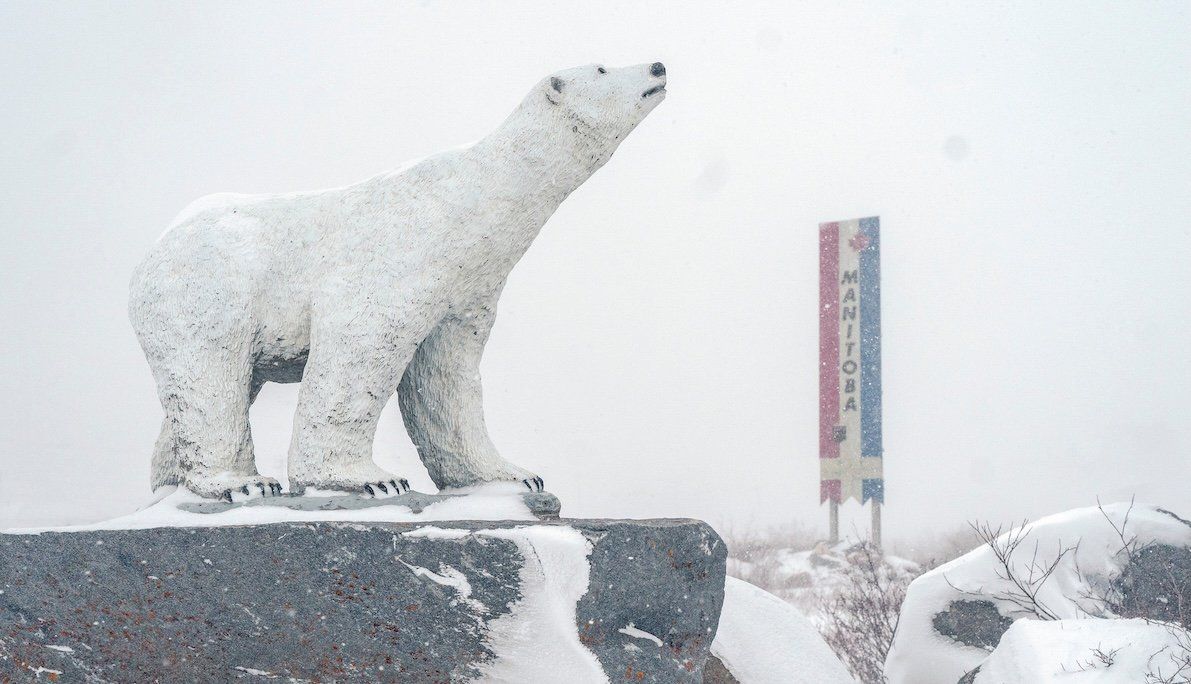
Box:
[819,217,883,548]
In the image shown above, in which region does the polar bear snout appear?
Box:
[650,62,666,78]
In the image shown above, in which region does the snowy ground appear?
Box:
[728,537,918,623]
[724,535,916,683]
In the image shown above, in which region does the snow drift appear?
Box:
[711,576,855,683]
[964,618,1191,683]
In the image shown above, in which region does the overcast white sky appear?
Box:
[1,1,1188,545]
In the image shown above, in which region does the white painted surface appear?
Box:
[126,63,666,500]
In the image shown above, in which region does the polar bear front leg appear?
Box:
[286,304,414,497]
[397,304,544,492]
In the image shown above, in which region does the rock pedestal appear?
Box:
[0,518,725,683]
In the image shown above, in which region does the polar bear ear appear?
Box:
[545,77,565,105]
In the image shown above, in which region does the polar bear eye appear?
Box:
[597,66,606,74]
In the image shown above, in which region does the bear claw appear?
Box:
[522,477,545,492]
[364,479,412,497]
[218,479,282,503]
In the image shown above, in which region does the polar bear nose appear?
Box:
[650,62,666,78]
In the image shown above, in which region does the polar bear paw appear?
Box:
[289,465,412,498]
[522,477,545,492]
[185,472,283,502]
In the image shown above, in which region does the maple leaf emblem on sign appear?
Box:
[848,233,871,252]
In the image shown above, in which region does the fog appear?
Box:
[2,1,1188,545]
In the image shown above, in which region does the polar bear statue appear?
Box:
[129,62,668,501]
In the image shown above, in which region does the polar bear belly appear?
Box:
[251,300,312,385]
[243,229,479,387]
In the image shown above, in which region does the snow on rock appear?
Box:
[619,623,666,648]
[885,503,1191,684]
[1,486,538,534]
[964,618,1191,684]
[711,577,855,683]
[471,526,607,682]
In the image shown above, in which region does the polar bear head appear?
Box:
[539,62,667,144]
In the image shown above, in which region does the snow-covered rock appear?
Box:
[885,503,1191,684]
[961,618,1191,684]
[0,514,726,682]
[709,577,855,683]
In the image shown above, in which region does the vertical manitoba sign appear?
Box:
[819,217,883,522]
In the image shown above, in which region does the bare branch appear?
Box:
[950,518,1074,621]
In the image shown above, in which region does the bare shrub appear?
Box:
[1060,644,1121,673]
[944,518,1078,621]
[1086,499,1190,630]
[720,526,927,682]
[1145,623,1191,684]
[816,542,910,684]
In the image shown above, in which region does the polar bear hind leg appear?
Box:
[151,377,275,500]
[148,345,281,502]
[150,417,179,490]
